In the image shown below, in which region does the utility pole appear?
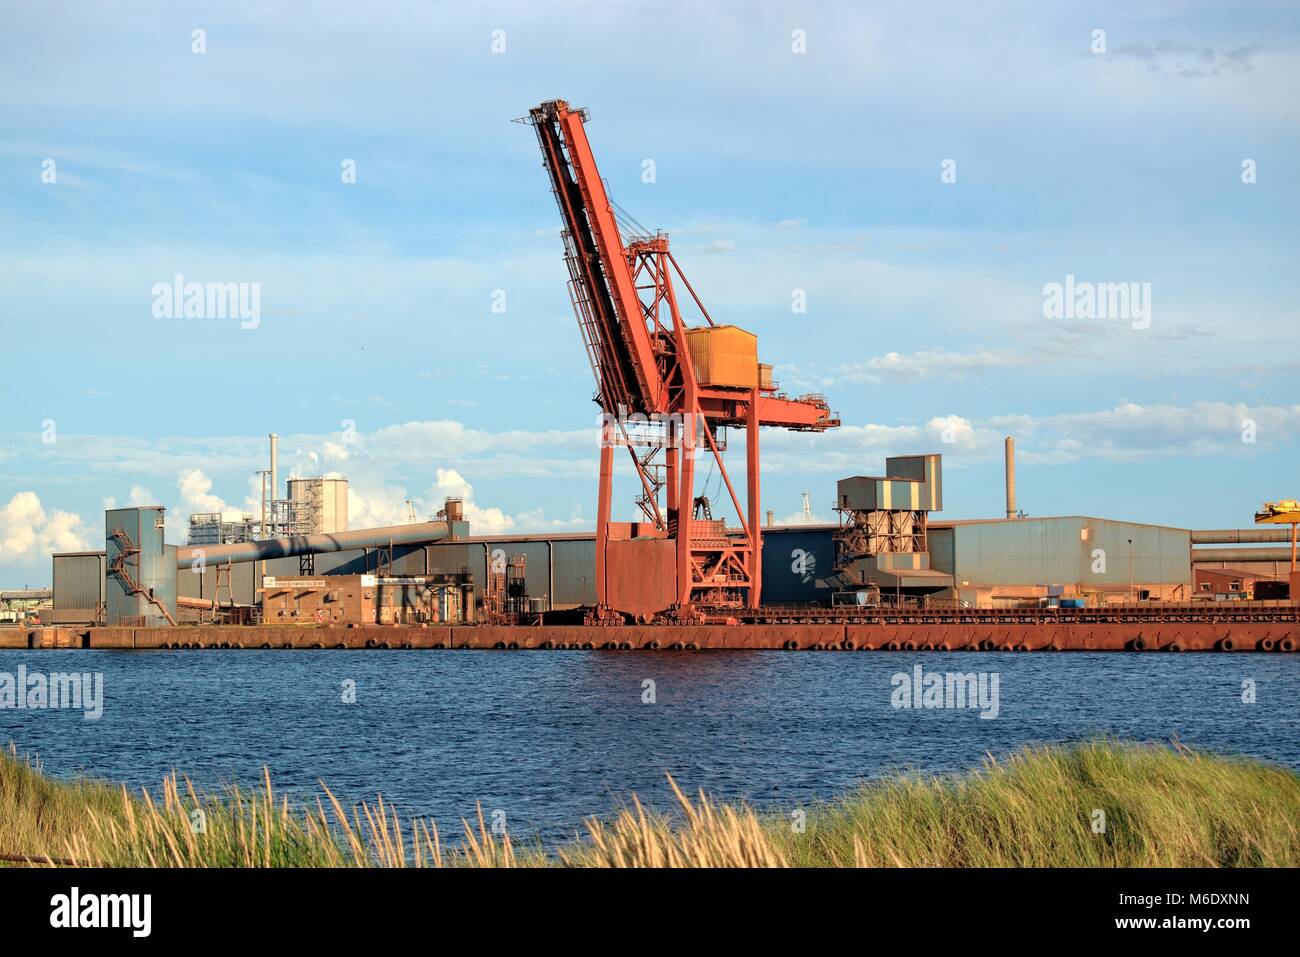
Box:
[1127,538,1134,603]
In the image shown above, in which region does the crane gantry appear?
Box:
[523,99,838,618]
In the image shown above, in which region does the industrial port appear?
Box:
[6,100,1298,654]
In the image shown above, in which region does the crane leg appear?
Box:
[596,443,613,606]
[677,422,695,605]
[748,388,761,609]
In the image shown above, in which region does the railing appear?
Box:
[714,601,1300,626]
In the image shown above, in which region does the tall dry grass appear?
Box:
[767,739,1300,867]
[1,740,1296,868]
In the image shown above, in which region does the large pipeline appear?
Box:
[1191,528,1292,544]
[1191,546,1295,564]
[175,521,452,569]
[1,589,52,601]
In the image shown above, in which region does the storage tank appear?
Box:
[287,477,349,534]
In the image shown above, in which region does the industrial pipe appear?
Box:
[0,590,52,601]
[175,521,452,569]
[1191,529,1292,544]
[177,595,253,611]
[1004,436,1016,519]
[1190,547,1295,564]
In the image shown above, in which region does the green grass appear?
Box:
[766,739,1300,867]
[1,740,1296,867]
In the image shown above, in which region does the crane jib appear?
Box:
[529,101,664,413]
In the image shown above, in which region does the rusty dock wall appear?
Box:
[7,608,1299,653]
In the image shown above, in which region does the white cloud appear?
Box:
[341,467,575,537]
[0,492,92,562]
[174,468,245,520]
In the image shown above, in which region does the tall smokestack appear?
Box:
[269,433,279,504]
[1004,436,1016,519]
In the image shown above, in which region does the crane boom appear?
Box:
[527,100,666,414]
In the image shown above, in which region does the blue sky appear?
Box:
[1,0,1298,587]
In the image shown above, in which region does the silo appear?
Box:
[287,477,349,534]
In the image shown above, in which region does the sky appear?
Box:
[1,0,1298,588]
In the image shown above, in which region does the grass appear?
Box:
[1,740,1296,867]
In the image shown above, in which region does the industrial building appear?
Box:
[45,425,1298,630]
[760,516,1191,606]
[50,551,105,625]
[45,438,1296,629]
[0,588,52,625]
[50,505,1231,627]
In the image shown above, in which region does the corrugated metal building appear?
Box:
[929,517,1191,605]
[760,525,839,604]
[761,517,1193,607]
[51,551,105,624]
[426,535,596,611]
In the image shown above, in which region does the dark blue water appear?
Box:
[1,649,1296,843]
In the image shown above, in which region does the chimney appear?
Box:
[1004,436,1016,519]
[766,509,774,527]
[269,433,279,504]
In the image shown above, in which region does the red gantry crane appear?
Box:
[523,100,838,620]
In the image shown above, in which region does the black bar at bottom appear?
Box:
[0,866,1281,943]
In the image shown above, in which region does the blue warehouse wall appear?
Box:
[760,527,838,604]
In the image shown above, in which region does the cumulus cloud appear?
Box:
[429,469,511,534]
[176,468,240,517]
[0,492,91,562]
[925,415,981,449]
[343,468,577,537]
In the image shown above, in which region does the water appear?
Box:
[1,649,1296,844]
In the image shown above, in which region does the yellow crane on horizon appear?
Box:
[1255,500,1300,571]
